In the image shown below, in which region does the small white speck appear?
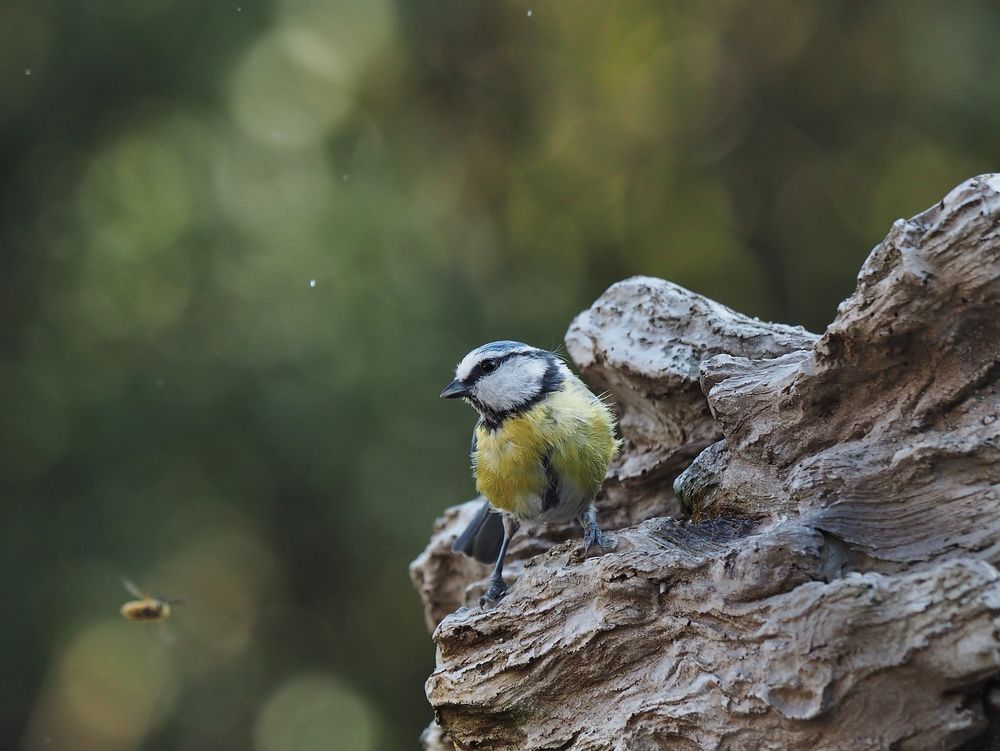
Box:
[309,279,316,288]
[342,174,349,180]
[236,5,242,10]
[155,378,165,387]
[527,9,533,16]
[24,68,32,76]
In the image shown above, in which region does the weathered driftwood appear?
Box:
[412,280,816,628]
[412,175,1000,750]
[567,279,818,523]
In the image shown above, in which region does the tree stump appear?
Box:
[411,174,1000,750]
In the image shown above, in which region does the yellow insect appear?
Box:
[119,578,182,622]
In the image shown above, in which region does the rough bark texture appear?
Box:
[566,279,817,522]
[412,175,1000,750]
[412,281,816,629]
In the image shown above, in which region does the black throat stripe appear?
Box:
[472,354,565,431]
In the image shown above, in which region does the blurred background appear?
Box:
[2,1,999,748]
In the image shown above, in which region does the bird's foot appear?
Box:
[583,522,617,556]
[479,579,508,609]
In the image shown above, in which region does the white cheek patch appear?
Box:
[474,357,549,412]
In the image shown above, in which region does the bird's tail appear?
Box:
[452,500,504,564]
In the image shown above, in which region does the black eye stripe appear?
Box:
[468,350,538,382]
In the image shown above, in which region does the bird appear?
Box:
[440,340,621,607]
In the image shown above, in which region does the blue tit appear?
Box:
[440,340,622,607]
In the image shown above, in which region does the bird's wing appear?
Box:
[540,451,561,512]
[452,499,505,563]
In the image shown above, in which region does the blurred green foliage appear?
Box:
[3,0,1000,748]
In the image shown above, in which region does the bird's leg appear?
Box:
[480,516,519,608]
[581,505,616,554]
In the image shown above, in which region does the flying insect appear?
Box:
[119,578,182,622]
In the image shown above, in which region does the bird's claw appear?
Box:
[479,580,508,609]
[583,523,617,556]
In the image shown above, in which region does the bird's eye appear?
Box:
[480,359,498,374]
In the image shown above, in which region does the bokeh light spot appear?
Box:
[254,674,378,751]
[159,530,279,668]
[31,620,179,748]
[231,31,352,147]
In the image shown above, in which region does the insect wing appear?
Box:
[121,578,146,599]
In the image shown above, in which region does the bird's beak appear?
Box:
[440,379,469,399]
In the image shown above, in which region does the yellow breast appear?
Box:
[472,382,620,519]
[474,409,550,515]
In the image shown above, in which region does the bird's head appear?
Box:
[440,341,568,425]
